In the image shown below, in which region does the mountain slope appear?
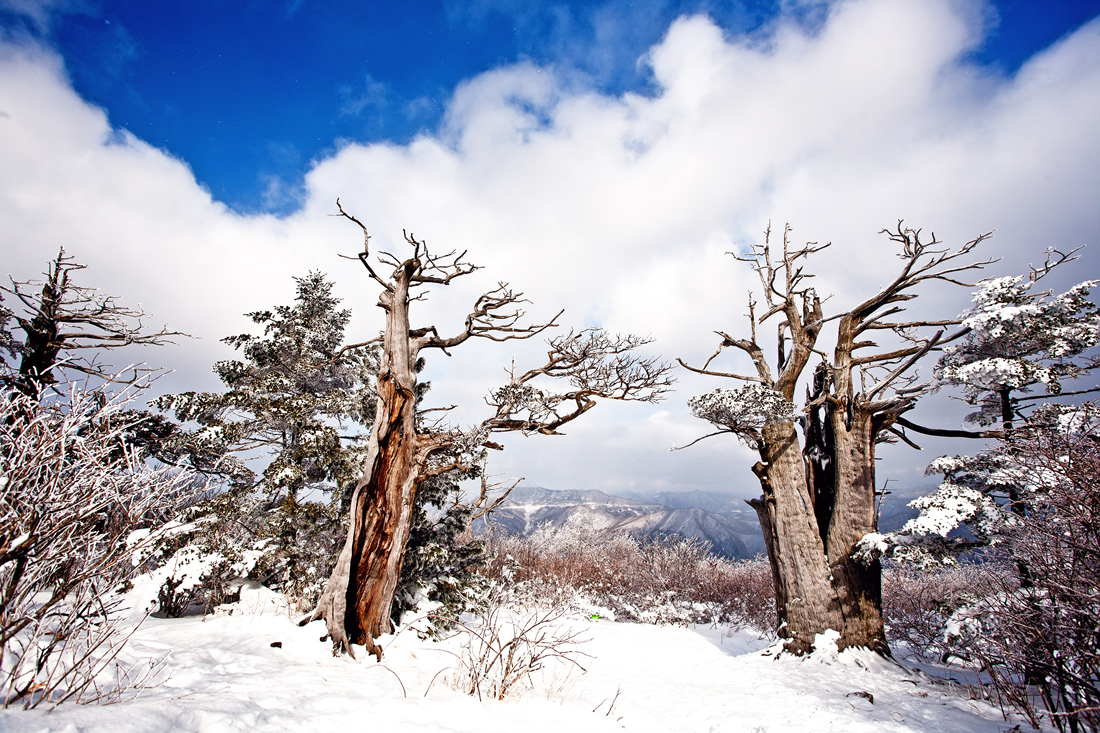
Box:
[475,487,765,559]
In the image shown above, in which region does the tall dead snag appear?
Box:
[2,248,184,395]
[303,203,673,659]
[681,223,992,654]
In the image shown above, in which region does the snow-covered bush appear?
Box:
[143,488,346,616]
[480,520,776,632]
[880,562,1010,659]
[0,386,200,709]
[870,408,1100,732]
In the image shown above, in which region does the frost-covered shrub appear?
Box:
[881,562,1010,659]
[856,476,1010,567]
[874,411,1100,732]
[480,520,775,633]
[0,386,200,709]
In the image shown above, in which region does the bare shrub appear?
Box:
[881,561,1011,660]
[0,386,199,709]
[952,423,1100,733]
[479,520,776,633]
[439,593,588,701]
[882,415,1100,733]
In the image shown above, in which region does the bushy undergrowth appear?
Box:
[478,521,776,633]
[0,387,200,709]
[881,561,1013,661]
[140,489,346,617]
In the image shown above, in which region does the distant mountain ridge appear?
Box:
[474,486,767,559]
[474,485,928,560]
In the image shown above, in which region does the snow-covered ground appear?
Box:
[2,587,1036,733]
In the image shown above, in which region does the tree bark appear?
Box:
[747,492,785,626]
[826,406,887,652]
[759,421,844,653]
[306,262,421,660]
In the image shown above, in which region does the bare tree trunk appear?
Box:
[826,408,888,652]
[747,493,785,626]
[306,263,421,660]
[760,421,844,653]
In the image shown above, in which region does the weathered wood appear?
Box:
[760,421,843,653]
[304,207,673,658]
[684,223,991,655]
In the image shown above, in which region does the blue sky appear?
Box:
[5,0,1099,214]
[1,0,1098,495]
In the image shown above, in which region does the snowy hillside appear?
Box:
[1,588,1036,733]
[474,487,766,559]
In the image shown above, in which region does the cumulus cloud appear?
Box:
[1,0,1097,496]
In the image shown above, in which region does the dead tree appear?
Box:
[680,223,992,654]
[2,249,184,395]
[302,203,673,659]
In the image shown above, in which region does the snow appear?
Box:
[1,591,1034,732]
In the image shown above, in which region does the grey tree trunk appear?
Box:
[758,421,844,653]
[684,224,990,654]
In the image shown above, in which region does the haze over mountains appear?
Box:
[474,486,766,559]
[474,486,928,560]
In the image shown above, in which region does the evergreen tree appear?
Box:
[857,251,1100,565]
[391,466,488,634]
[153,272,378,604]
[934,248,1099,430]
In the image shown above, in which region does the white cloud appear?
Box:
[1,0,1097,497]
[0,0,89,34]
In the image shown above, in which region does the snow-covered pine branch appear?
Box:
[687,384,795,444]
[936,265,1100,427]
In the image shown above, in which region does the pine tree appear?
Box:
[934,247,1099,430]
[153,272,378,603]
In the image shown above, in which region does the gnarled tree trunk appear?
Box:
[303,204,673,659]
[307,260,421,659]
[684,224,990,654]
[758,421,844,653]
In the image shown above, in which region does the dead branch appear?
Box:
[893,416,1003,440]
[481,329,674,436]
[469,474,524,522]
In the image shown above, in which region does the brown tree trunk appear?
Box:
[759,421,844,653]
[306,264,423,660]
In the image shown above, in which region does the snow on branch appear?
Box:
[480,329,674,436]
[686,384,795,445]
